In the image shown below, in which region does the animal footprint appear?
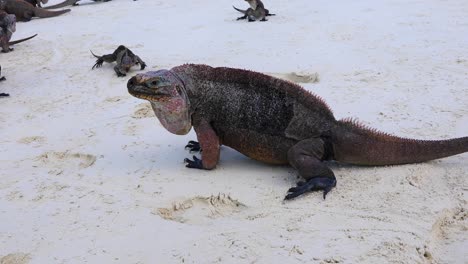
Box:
[155,194,246,224]
[0,253,31,264]
[35,151,96,174]
[132,103,154,119]
[268,72,320,83]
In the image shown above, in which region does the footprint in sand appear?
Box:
[17,136,46,148]
[34,151,96,174]
[423,207,467,263]
[268,72,320,83]
[155,194,246,224]
[0,253,31,264]
[132,103,154,119]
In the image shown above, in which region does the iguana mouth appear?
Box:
[127,77,173,101]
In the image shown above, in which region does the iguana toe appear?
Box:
[184,155,203,169]
[284,177,337,200]
[185,140,201,152]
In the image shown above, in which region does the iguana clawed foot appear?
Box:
[92,58,104,69]
[284,177,337,200]
[185,140,201,153]
[184,155,203,169]
[0,77,5,81]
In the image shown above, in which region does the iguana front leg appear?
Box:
[134,56,147,70]
[91,53,116,69]
[285,138,337,200]
[184,120,220,170]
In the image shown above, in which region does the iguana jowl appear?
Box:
[91,45,146,77]
[127,64,468,200]
[1,10,37,52]
[0,0,70,21]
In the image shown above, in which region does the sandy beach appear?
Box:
[1,0,467,263]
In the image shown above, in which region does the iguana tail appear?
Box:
[9,34,37,46]
[90,50,101,59]
[233,6,246,14]
[34,8,71,18]
[331,118,468,166]
[44,0,78,9]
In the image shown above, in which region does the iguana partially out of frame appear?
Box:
[91,45,146,77]
[0,65,8,97]
[0,0,70,21]
[0,10,37,52]
[43,0,113,9]
[127,64,468,200]
[233,0,275,22]
[23,0,47,7]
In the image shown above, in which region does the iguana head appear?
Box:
[127,70,192,135]
[0,10,16,33]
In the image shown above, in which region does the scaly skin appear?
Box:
[0,0,70,22]
[127,64,468,200]
[233,0,275,22]
[0,10,37,52]
[91,45,146,77]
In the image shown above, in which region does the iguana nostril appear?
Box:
[127,76,136,89]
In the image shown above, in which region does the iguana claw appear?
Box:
[284,177,337,200]
[184,155,203,169]
[185,140,201,152]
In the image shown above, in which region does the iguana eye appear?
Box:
[151,80,158,86]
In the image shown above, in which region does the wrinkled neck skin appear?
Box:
[149,70,192,135]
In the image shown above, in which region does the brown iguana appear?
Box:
[126,64,468,200]
[23,0,47,7]
[91,45,146,77]
[1,10,37,52]
[233,0,275,22]
[43,0,113,9]
[0,0,70,21]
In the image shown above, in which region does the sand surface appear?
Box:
[1,0,467,263]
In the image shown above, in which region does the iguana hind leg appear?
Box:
[285,138,337,200]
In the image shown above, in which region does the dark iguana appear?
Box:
[0,65,8,97]
[0,0,70,21]
[1,10,37,52]
[127,64,468,200]
[43,0,113,9]
[91,45,146,77]
[233,0,275,22]
[23,0,47,7]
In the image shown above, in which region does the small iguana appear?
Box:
[43,0,113,9]
[233,0,275,22]
[0,65,8,97]
[1,10,37,52]
[127,64,468,200]
[91,45,146,77]
[23,0,47,7]
[0,0,70,21]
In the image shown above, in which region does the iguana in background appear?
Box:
[0,0,70,21]
[233,0,275,22]
[23,0,47,7]
[43,0,112,9]
[91,45,146,77]
[0,10,37,52]
[127,64,468,200]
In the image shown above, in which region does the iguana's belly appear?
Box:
[219,129,295,165]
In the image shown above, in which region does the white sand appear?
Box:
[1,0,467,263]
